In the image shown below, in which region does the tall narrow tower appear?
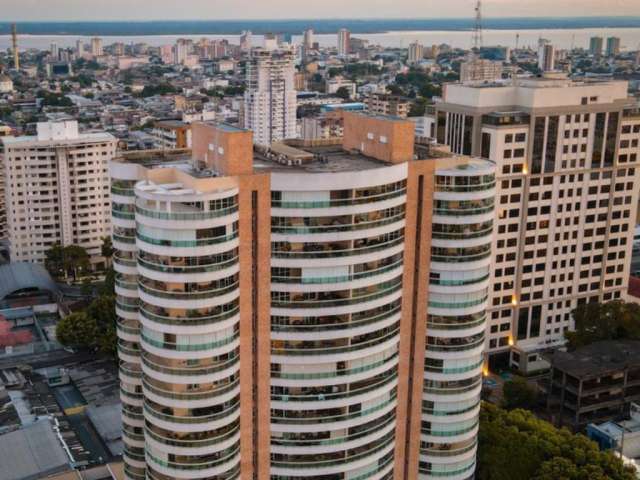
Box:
[471,0,483,53]
[11,23,19,71]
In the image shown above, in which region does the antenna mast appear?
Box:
[472,0,483,53]
[11,23,19,70]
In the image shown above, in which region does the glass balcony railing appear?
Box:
[272,188,407,209]
[139,305,240,326]
[271,394,396,425]
[272,236,404,259]
[272,353,398,380]
[428,297,487,309]
[272,260,403,285]
[137,232,238,248]
[136,205,238,221]
[272,213,405,235]
[143,378,240,401]
[143,400,240,424]
[141,331,238,352]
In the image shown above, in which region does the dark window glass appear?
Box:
[545,116,559,173]
[592,112,606,168]
[604,112,619,167]
[463,115,474,156]
[532,117,546,174]
[530,305,542,338]
[517,307,529,340]
[481,132,491,160]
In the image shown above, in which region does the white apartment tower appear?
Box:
[303,28,314,51]
[240,30,252,51]
[338,28,351,57]
[174,39,191,65]
[76,39,85,57]
[538,39,555,72]
[408,41,424,65]
[91,37,103,57]
[426,77,640,370]
[1,121,116,265]
[244,48,297,146]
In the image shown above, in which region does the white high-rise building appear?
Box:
[50,43,59,60]
[408,41,424,64]
[538,39,555,71]
[174,39,191,65]
[426,76,640,372]
[76,40,85,57]
[337,28,351,56]
[244,48,297,146]
[91,37,103,57]
[1,121,116,266]
[303,28,314,51]
[240,30,252,51]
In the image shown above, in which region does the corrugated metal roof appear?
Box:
[0,418,70,480]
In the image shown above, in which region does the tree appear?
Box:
[477,403,635,480]
[80,278,94,297]
[566,300,640,349]
[386,84,404,96]
[56,312,99,350]
[502,377,538,410]
[44,244,91,281]
[335,86,351,100]
[45,243,66,278]
[56,294,116,355]
[64,245,90,281]
[100,266,115,296]
[101,236,114,267]
[86,294,117,355]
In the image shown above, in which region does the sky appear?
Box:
[2,0,640,21]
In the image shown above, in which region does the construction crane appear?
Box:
[11,23,19,71]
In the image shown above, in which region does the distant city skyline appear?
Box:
[3,0,640,21]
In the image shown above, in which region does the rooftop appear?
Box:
[551,340,640,378]
[253,144,391,174]
[112,149,192,167]
[0,262,59,302]
[1,131,114,147]
[0,418,70,480]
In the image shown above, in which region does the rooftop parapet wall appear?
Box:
[192,121,254,176]
[342,111,415,164]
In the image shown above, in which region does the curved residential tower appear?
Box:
[113,113,495,480]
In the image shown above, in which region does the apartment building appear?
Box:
[338,28,351,57]
[548,340,640,429]
[112,112,495,480]
[425,76,640,370]
[459,58,503,83]
[326,76,357,98]
[149,120,191,149]
[2,121,116,265]
[365,93,411,118]
[408,41,424,65]
[244,48,297,146]
[301,112,344,140]
[91,37,103,57]
[590,36,604,57]
[606,37,622,57]
[538,39,556,72]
